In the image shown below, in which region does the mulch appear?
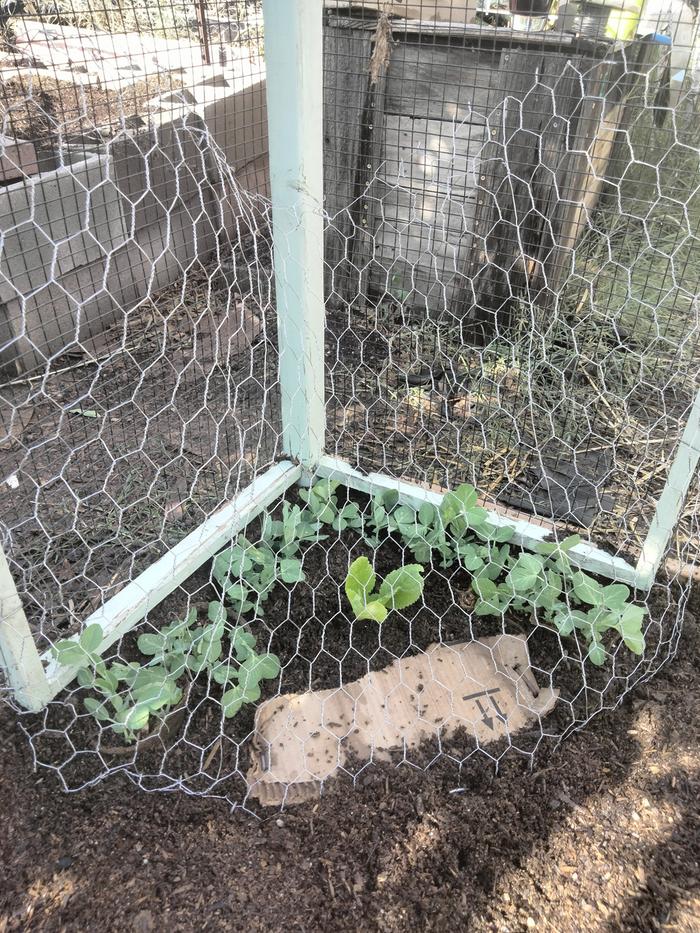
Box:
[1,583,698,932]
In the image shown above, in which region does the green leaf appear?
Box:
[479,523,514,543]
[221,686,245,718]
[474,599,500,617]
[53,641,90,668]
[457,542,483,572]
[77,667,95,689]
[279,557,305,584]
[379,489,399,511]
[207,600,227,624]
[345,557,377,610]
[213,547,251,583]
[241,681,262,703]
[587,642,607,666]
[132,679,181,711]
[378,564,424,611]
[532,570,563,610]
[410,539,432,565]
[507,553,545,594]
[95,670,119,695]
[120,704,152,732]
[231,627,257,661]
[110,662,139,684]
[617,604,646,655]
[394,505,417,526]
[238,653,280,692]
[84,697,110,721]
[602,583,631,611]
[79,623,103,654]
[472,575,497,601]
[333,502,362,532]
[442,484,478,519]
[418,503,436,526]
[212,663,237,686]
[225,581,250,603]
[137,633,166,656]
[572,571,604,606]
[552,608,576,637]
[355,599,389,623]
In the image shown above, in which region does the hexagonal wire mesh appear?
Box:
[0,0,698,811]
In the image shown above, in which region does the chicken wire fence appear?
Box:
[0,0,698,809]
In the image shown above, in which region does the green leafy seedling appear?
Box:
[344,556,424,623]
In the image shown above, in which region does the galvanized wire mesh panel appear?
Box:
[0,1,698,812]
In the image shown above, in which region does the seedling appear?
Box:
[57,601,281,741]
[64,474,647,745]
[344,556,424,623]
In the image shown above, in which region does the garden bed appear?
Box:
[24,479,682,806]
[1,587,698,932]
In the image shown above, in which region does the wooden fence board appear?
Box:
[323,24,373,302]
[385,43,502,123]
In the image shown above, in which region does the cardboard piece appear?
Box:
[247,635,558,806]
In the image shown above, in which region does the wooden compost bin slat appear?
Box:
[323,23,374,302]
[323,15,665,320]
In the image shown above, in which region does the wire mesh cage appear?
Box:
[0,0,698,811]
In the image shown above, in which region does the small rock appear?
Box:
[526,918,536,929]
[55,856,73,871]
[276,819,284,828]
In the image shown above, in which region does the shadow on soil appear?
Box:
[0,596,698,932]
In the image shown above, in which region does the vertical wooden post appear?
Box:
[263,0,326,470]
[0,545,50,711]
[636,386,700,587]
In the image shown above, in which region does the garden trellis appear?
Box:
[0,0,698,806]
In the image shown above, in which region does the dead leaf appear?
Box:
[164,499,187,522]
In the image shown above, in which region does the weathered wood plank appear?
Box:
[323,24,373,302]
[367,110,483,314]
[463,49,631,317]
[370,180,477,312]
[328,15,578,49]
[381,114,484,194]
[347,59,388,305]
[0,545,51,711]
[385,44,502,122]
[464,48,546,321]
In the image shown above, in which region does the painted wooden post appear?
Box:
[636,386,700,587]
[263,0,326,470]
[0,545,50,711]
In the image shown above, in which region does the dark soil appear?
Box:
[1,587,699,931]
